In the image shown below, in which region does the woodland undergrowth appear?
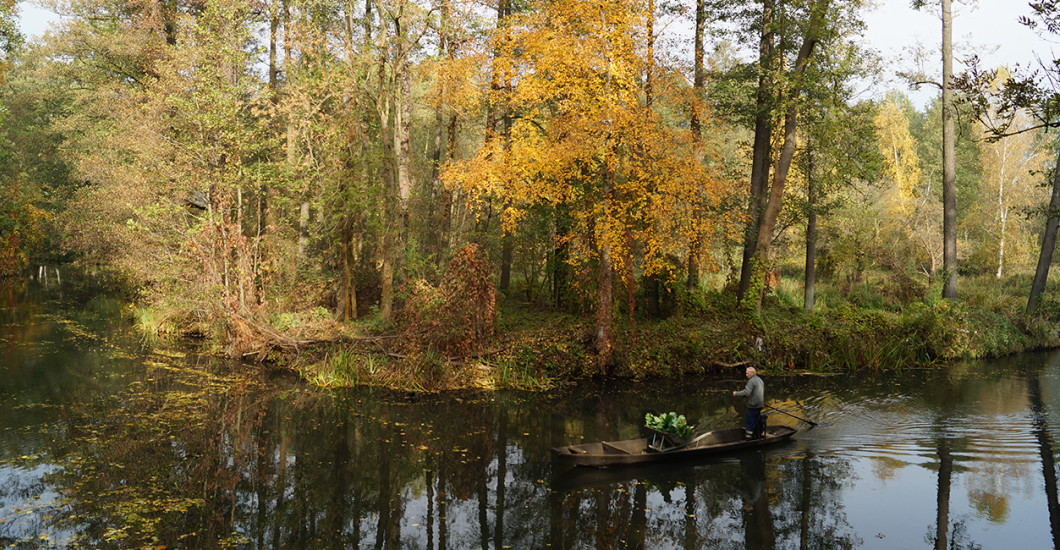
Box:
[279,270,1060,392]
[126,262,1060,393]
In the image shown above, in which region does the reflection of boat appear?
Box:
[550,455,725,492]
[550,426,798,468]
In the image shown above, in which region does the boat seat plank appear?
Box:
[601,441,631,455]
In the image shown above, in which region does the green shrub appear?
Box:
[901,299,971,359]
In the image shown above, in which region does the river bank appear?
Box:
[16,265,1056,392]
[290,274,1060,392]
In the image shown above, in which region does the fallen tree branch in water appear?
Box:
[712,359,751,368]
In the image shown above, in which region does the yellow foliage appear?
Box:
[442,0,732,279]
[874,99,921,213]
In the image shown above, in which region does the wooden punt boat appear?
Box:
[550,425,798,468]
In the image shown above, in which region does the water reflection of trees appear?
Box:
[17,352,1060,548]
[13,278,1060,547]
[772,452,860,550]
[0,372,1005,548]
[1028,371,1060,550]
[547,450,861,549]
[41,377,562,548]
[17,363,873,549]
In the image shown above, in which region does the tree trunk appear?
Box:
[375,4,414,321]
[236,185,247,309]
[596,163,615,374]
[430,99,447,260]
[298,200,310,261]
[396,36,412,205]
[737,0,775,303]
[269,0,280,90]
[687,0,706,294]
[1027,146,1060,314]
[364,0,372,41]
[377,44,396,319]
[752,99,798,312]
[380,219,396,320]
[751,0,827,313]
[394,16,412,301]
[997,172,1007,278]
[440,112,456,257]
[804,148,817,312]
[430,89,445,187]
[497,0,515,292]
[288,102,309,262]
[645,0,654,107]
[690,0,705,142]
[686,253,699,294]
[750,15,822,311]
[342,224,359,321]
[485,0,508,142]
[430,0,452,265]
[941,0,958,299]
[282,1,306,268]
[596,230,614,374]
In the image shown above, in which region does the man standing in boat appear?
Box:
[733,366,764,439]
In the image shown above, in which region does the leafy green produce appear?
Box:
[644,411,693,440]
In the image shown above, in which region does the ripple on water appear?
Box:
[790,395,1051,468]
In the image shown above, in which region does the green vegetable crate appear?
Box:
[644,412,695,451]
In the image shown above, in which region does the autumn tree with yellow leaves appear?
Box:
[876,98,922,213]
[444,0,731,372]
[874,95,943,281]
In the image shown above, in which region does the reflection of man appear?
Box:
[739,453,775,550]
[733,366,765,439]
[740,455,764,510]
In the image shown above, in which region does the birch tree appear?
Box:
[972,111,1048,278]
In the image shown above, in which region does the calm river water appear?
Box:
[3,271,1060,549]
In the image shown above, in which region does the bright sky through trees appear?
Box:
[14,2,53,37]
[15,0,1058,110]
[860,0,1058,108]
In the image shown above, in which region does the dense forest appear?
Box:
[4,0,1060,389]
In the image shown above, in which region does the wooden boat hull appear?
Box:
[550,426,798,467]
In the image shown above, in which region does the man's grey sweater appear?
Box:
[735,375,764,409]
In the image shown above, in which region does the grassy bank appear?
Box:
[286,271,1060,392]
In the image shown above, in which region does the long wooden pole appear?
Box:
[764,404,818,427]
